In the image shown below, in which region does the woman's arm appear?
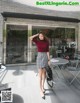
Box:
[47,52,50,61]
[29,33,39,41]
[47,52,50,65]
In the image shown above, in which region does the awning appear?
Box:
[1,12,80,23]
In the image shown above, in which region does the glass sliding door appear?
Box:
[6,25,28,64]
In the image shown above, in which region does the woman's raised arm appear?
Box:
[29,33,39,41]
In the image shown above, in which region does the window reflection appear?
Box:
[32,27,76,61]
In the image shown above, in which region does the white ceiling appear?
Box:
[13,0,80,11]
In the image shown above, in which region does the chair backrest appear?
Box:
[75,60,79,68]
[70,60,79,69]
[56,50,62,57]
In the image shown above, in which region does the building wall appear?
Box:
[2,17,78,64]
[6,17,78,28]
[0,18,79,64]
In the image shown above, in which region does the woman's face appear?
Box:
[39,33,44,40]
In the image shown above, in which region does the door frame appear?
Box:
[3,23,29,64]
[3,22,78,64]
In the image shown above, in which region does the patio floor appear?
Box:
[1,64,80,103]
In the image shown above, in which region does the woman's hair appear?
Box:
[37,31,49,41]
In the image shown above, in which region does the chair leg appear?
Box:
[70,71,80,85]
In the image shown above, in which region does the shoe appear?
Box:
[42,95,45,99]
[41,91,45,99]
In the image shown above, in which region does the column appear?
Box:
[75,25,78,52]
[27,24,32,62]
[78,23,80,51]
[3,21,7,64]
[0,14,4,64]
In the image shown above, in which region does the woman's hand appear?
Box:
[48,60,50,66]
[29,33,39,41]
[36,33,39,36]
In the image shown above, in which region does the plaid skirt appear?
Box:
[37,52,48,69]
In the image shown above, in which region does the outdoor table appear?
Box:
[50,58,69,69]
[49,58,69,83]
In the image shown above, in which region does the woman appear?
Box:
[29,32,50,99]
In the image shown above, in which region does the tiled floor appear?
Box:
[1,65,80,103]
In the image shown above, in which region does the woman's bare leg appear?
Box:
[38,69,44,96]
[42,68,46,92]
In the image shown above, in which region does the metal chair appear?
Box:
[66,59,80,84]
